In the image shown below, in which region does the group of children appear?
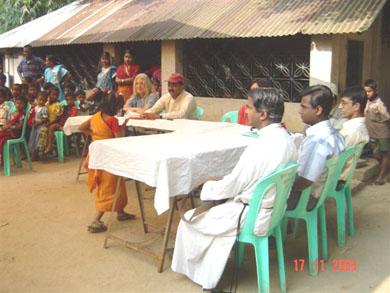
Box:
[0,77,93,163]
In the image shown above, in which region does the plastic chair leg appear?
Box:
[306,214,319,276]
[293,218,299,238]
[281,217,288,241]
[318,205,327,260]
[73,134,79,157]
[236,242,245,268]
[3,143,11,176]
[345,187,355,237]
[63,134,70,156]
[55,131,64,163]
[335,194,346,247]
[14,143,22,168]
[254,238,270,293]
[275,225,286,293]
[23,140,32,170]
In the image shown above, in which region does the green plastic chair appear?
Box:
[220,111,238,123]
[237,161,299,293]
[326,143,365,247]
[3,103,32,176]
[60,100,80,106]
[282,154,341,276]
[54,131,79,163]
[196,107,204,119]
[5,101,16,118]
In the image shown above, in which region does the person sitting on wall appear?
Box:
[287,85,345,211]
[238,78,273,126]
[142,73,197,120]
[171,88,297,290]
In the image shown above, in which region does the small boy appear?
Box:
[43,82,54,96]
[44,91,77,154]
[64,82,76,97]
[75,89,90,116]
[12,84,22,101]
[363,79,390,184]
[28,82,40,102]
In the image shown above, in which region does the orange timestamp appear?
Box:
[294,259,358,272]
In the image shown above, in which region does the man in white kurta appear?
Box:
[338,86,369,182]
[171,88,297,289]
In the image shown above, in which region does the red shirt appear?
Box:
[238,104,250,126]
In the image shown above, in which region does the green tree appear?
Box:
[0,0,74,34]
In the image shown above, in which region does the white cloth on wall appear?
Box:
[171,123,297,289]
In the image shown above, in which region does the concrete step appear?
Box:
[353,158,379,181]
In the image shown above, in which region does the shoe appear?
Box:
[87,220,107,233]
[117,212,136,221]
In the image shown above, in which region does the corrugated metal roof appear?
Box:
[0,1,88,48]
[5,0,388,47]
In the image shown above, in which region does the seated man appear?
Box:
[142,73,197,120]
[336,86,369,188]
[288,85,345,211]
[171,88,297,290]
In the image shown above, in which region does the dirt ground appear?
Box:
[1,157,389,293]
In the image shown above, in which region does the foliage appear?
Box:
[0,0,74,34]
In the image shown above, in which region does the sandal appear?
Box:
[87,220,107,233]
[117,212,136,221]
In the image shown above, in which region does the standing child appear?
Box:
[363,79,390,184]
[0,95,27,165]
[44,91,77,154]
[28,82,40,102]
[75,89,90,116]
[0,87,10,131]
[79,92,134,233]
[39,87,63,154]
[28,92,49,161]
[11,84,22,101]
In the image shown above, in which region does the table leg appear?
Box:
[76,134,90,181]
[135,180,149,234]
[158,196,177,273]
[104,176,122,249]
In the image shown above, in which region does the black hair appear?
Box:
[65,91,75,99]
[64,82,76,92]
[0,73,6,80]
[38,91,48,99]
[0,87,7,98]
[23,44,32,50]
[43,82,54,90]
[15,94,27,105]
[363,79,377,90]
[250,78,272,88]
[49,86,60,94]
[124,49,135,57]
[75,89,86,97]
[152,78,160,86]
[100,51,112,65]
[100,91,122,116]
[299,85,334,116]
[341,86,367,114]
[46,54,56,63]
[21,84,28,91]
[28,82,40,91]
[13,83,22,88]
[23,77,33,84]
[248,88,285,123]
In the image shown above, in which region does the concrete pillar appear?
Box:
[161,40,183,95]
[309,36,334,89]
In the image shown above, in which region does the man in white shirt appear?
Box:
[143,73,197,120]
[171,88,297,290]
[287,85,345,211]
[337,86,369,188]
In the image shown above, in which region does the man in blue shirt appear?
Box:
[17,45,45,84]
[288,85,345,211]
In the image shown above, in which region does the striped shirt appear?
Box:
[17,56,46,80]
[298,120,345,198]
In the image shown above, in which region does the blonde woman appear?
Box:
[123,73,158,114]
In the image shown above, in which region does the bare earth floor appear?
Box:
[1,157,389,293]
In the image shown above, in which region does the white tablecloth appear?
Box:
[88,123,253,215]
[63,116,236,135]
